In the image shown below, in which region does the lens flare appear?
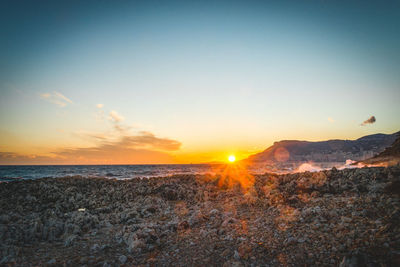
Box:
[211,159,254,191]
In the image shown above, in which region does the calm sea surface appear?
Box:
[0,164,221,182]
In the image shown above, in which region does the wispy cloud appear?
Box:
[40,91,72,107]
[54,132,181,162]
[107,110,130,132]
[96,104,104,108]
[73,130,109,142]
[122,131,181,151]
[0,131,181,164]
[361,116,376,126]
[328,117,335,123]
[72,130,180,151]
[0,152,64,164]
[109,110,124,122]
[1,106,182,164]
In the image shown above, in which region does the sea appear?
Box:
[0,164,221,182]
[0,163,345,182]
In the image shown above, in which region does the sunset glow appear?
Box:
[0,1,399,165]
[212,161,255,191]
[1,2,399,266]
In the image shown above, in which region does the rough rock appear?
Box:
[0,167,399,266]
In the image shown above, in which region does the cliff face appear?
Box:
[361,133,400,165]
[244,132,399,170]
[373,134,400,158]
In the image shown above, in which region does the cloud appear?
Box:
[1,131,182,165]
[361,116,376,126]
[55,132,181,164]
[53,145,175,164]
[73,130,109,142]
[40,91,72,107]
[72,131,180,152]
[96,104,104,108]
[114,124,128,132]
[122,131,181,151]
[109,110,124,122]
[1,106,182,164]
[0,152,63,165]
[328,117,335,123]
[107,110,129,132]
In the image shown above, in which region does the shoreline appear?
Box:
[0,166,399,266]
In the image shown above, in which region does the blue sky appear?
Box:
[0,0,399,164]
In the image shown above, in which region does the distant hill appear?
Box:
[243,132,399,171]
[361,133,400,165]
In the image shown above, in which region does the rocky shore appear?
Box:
[1,166,399,266]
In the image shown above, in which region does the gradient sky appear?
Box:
[1,0,399,164]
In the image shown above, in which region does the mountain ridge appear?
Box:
[361,132,400,165]
[243,132,399,171]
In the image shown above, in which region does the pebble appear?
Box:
[47,258,56,264]
[119,255,127,264]
[234,250,240,260]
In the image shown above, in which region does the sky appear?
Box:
[0,0,399,164]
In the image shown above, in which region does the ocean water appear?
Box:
[0,164,220,182]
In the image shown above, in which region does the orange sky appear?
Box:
[1,1,400,165]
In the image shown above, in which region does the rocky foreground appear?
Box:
[0,166,400,266]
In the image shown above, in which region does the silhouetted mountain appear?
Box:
[373,134,400,157]
[244,132,399,171]
[361,133,400,165]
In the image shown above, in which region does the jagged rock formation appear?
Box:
[244,132,398,171]
[0,167,399,266]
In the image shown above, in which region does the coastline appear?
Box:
[0,166,399,266]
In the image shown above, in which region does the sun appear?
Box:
[228,155,236,163]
